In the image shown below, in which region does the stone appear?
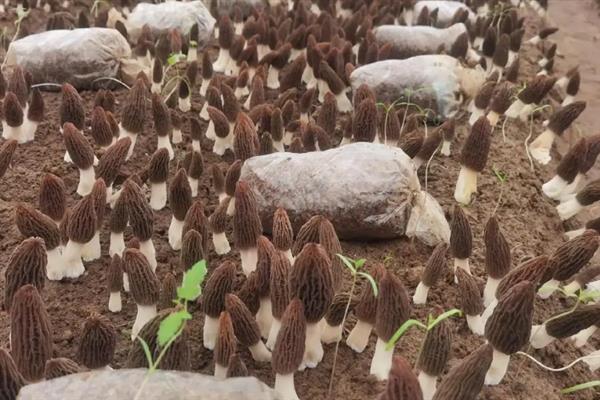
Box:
[18,369,276,400]
[241,143,449,244]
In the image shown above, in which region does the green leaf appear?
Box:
[167,53,183,66]
[190,40,198,48]
[336,254,356,275]
[358,272,378,297]
[136,337,154,368]
[385,319,427,350]
[157,310,192,347]
[492,167,508,183]
[427,309,463,330]
[177,260,207,301]
[561,380,600,394]
[579,289,600,303]
[354,259,366,270]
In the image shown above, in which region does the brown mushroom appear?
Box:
[77,313,117,369]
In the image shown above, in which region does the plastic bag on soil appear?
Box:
[204,0,266,17]
[412,1,475,27]
[241,142,450,244]
[350,55,463,119]
[374,23,467,60]
[126,1,215,45]
[4,28,131,90]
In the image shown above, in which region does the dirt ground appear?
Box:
[0,1,599,400]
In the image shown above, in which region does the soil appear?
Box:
[0,1,599,400]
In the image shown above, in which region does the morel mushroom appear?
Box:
[107,255,123,312]
[10,285,53,382]
[542,138,587,200]
[416,319,451,400]
[78,313,117,369]
[122,179,157,270]
[484,281,535,385]
[147,148,170,210]
[380,355,424,400]
[414,243,448,305]
[454,116,492,205]
[4,237,46,311]
[347,264,384,353]
[530,101,586,165]
[233,180,263,275]
[97,138,132,205]
[184,150,204,197]
[483,216,511,306]
[24,88,44,142]
[39,173,66,224]
[450,205,472,278]
[14,204,61,281]
[255,236,276,338]
[45,357,81,380]
[564,264,600,296]
[0,139,17,180]
[290,243,334,369]
[63,122,95,196]
[273,207,294,264]
[81,178,106,262]
[202,261,236,350]
[63,195,96,279]
[322,293,357,344]
[266,250,292,350]
[557,178,600,220]
[225,293,272,362]
[151,93,174,160]
[90,106,114,150]
[159,272,177,310]
[2,93,24,144]
[371,270,411,380]
[118,78,147,159]
[123,248,160,340]
[0,348,25,396]
[209,198,231,255]
[168,168,192,250]
[272,299,306,400]
[531,304,600,349]
[456,268,484,335]
[109,185,128,257]
[214,311,236,380]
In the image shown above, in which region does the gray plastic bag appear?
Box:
[241,143,449,244]
[374,23,467,59]
[126,1,215,45]
[4,28,131,90]
[413,0,475,27]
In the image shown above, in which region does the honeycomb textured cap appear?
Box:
[376,270,411,342]
[121,79,147,134]
[77,313,117,369]
[450,205,472,260]
[233,180,263,249]
[272,298,306,374]
[44,357,81,380]
[107,254,123,293]
[3,237,47,311]
[270,251,291,319]
[380,356,423,400]
[214,311,237,366]
[416,318,452,376]
[225,293,262,347]
[496,255,548,299]
[421,243,448,287]
[123,248,160,305]
[455,268,483,316]
[15,204,60,250]
[0,348,25,396]
[63,122,94,170]
[202,261,236,317]
[60,83,85,129]
[67,195,97,243]
[0,139,17,179]
[169,169,193,221]
[484,216,511,279]
[460,117,492,172]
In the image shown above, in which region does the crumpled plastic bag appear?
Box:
[374,23,467,59]
[126,1,215,45]
[350,55,463,119]
[203,0,266,17]
[4,28,131,90]
[412,1,475,27]
[241,142,449,245]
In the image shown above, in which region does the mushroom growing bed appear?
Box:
[0,1,599,400]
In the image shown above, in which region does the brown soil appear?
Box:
[0,2,599,400]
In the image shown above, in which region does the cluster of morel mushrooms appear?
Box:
[1,0,600,399]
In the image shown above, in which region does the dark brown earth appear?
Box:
[0,2,598,400]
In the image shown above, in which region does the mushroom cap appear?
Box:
[225,160,242,197]
[107,254,123,293]
[489,82,513,115]
[0,139,17,179]
[209,198,230,234]
[15,204,60,250]
[352,98,377,143]
[169,169,193,221]
[318,218,344,292]
[90,107,113,147]
[280,54,306,92]
[60,83,85,129]
[484,216,511,279]
[233,113,259,162]
[450,205,472,260]
[78,313,117,369]
[233,180,263,249]
[182,200,211,256]
[148,148,170,184]
[291,215,323,256]
[474,81,496,110]
[485,280,535,354]
[548,101,586,136]
[183,150,204,180]
[123,248,160,306]
[27,88,45,123]
[496,256,548,299]
[159,272,178,310]
[38,173,66,222]
[273,208,294,252]
[109,189,128,234]
[417,319,452,377]
[4,237,47,311]
[270,251,292,319]
[63,123,95,170]
[376,270,411,342]
[202,261,236,318]
[123,179,154,241]
[272,299,306,374]
[289,243,334,323]
[226,354,248,378]
[398,129,424,159]
[354,264,385,324]
[380,356,423,400]
[546,304,600,338]
[225,293,261,347]
[256,236,275,298]
[90,178,107,229]
[421,243,448,287]
[556,138,587,183]
[325,293,358,326]
[44,357,81,380]
[10,285,53,382]
[548,230,599,281]
[431,344,493,400]
[96,138,132,186]
[67,195,97,243]
[121,79,147,134]
[151,94,173,138]
[415,129,442,162]
[576,179,600,206]
[181,229,205,272]
[214,311,237,367]
[236,272,261,315]
[0,349,26,396]
[455,268,483,316]
[460,117,491,173]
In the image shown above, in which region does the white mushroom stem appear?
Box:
[1,122,24,142]
[317,80,329,103]
[139,239,157,272]
[77,166,95,196]
[483,277,501,307]
[563,280,582,294]
[109,231,125,257]
[225,197,235,213]
[63,240,85,279]
[562,95,575,106]
[179,96,191,113]
[108,291,122,313]
[266,318,282,350]
[82,231,101,262]
[469,107,485,126]
[267,67,280,90]
[302,322,324,369]
[556,197,584,221]
[340,137,352,146]
[249,340,272,362]
[157,135,174,160]
[274,373,299,400]
[273,140,285,152]
[46,247,64,281]
[235,86,249,99]
[571,325,597,348]
[131,304,157,340]
[504,99,525,119]
[199,79,209,96]
[205,120,216,140]
[199,102,210,120]
[283,249,294,266]
[487,111,500,128]
[484,348,510,385]
[257,298,273,339]
[172,129,183,144]
[507,50,517,65]
[466,314,485,336]
[214,363,227,380]
[240,247,258,276]
[213,49,231,73]
[454,166,478,205]
[192,139,201,152]
[412,281,430,305]
[150,182,167,211]
[454,258,471,277]
[530,324,555,349]
[283,131,293,146]
[212,134,233,155]
[23,119,38,142]
[480,298,498,327]
[370,338,394,381]
[527,35,541,45]
[558,173,584,202]
[321,321,343,344]
[168,217,184,250]
[441,140,451,157]
[418,371,437,400]
[542,175,569,200]
[118,125,138,160]
[518,103,535,122]
[151,82,162,94]
[537,278,560,299]
[203,315,219,350]
[346,319,373,353]
[212,232,231,255]
[301,65,314,86]
[584,349,600,371]
[335,92,353,113]
[187,176,199,197]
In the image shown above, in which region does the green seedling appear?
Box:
[491,166,508,215]
[385,309,462,351]
[561,381,600,395]
[133,260,207,400]
[91,0,110,18]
